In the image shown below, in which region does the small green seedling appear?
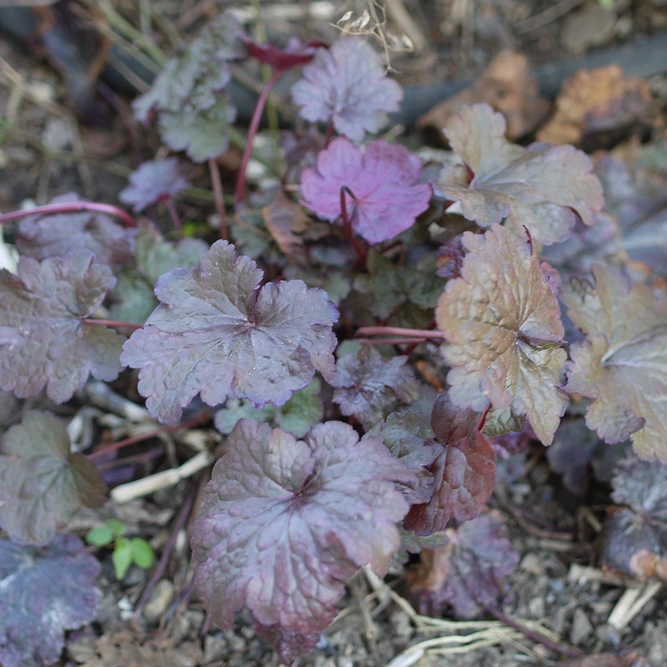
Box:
[86,519,155,580]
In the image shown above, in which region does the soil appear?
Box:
[0,1,666,667]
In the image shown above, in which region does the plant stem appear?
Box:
[235,70,281,206]
[0,202,136,228]
[165,198,183,235]
[208,158,228,240]
[340,186,367,263]
[325,121,335,147]
[84,319,143,330]
[88,414,208,461]
[356,326,446,339]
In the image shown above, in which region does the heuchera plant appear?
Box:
[1,17,666,664]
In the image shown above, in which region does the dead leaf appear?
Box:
[262,189,309,264]
[418,51,550,145]
[537,66,655,148]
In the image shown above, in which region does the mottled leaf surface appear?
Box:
[408,511,519,618]
[563,264,667,461]
[300,137,431,244]
[121,241,338,423]
[0,251,124,403]
[404,393,495,535]
[436,224,568,445]
[214,378,323,439]
[0,533,101,667]
[190,419,413,642]
[291,37,402,142]
[603,456,667,578]
[15,193,132,267]
[110,221,207,324]
[0,411,106,545]
[363,409,441,504]
[435,104,603,245]
[119,157,191,212]
[332,344,419,430]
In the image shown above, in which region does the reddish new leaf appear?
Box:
[0,251,124,403]
[121,241,339,423]
[190,419,413,650]
[291,37,402,142]
[435,104,603,245]
[563,264,667,461]
[0,533,101,667]
[436,224,568,446]
[0,411,106,545]
[119,157,192,212]
[408,511,519,618]
[301,137,431,244]
[15,193,133,267]
[242,36,324,74]
[332,344,419,429]
[404,393,496,535]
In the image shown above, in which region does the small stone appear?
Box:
[42,117,73,152]
[224,629,246,652]
[203,634,227,664]
[596,622,622,647]
[520,553,544,576]
[389,610,413,639]
[570,607,594,646]
[142,579,174,624]
[529,595,546,618]
[561,1,616,54]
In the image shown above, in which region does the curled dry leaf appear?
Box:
[261,189,309,264]
[436,224,568,446]
[434,104,603,245]
[563,264,667,461]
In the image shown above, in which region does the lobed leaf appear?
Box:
[434,104,603,245]
[121,241,338,423]
[404,393,495,535]
[0,251,124,403]
[408,511,519,618]
[436,224,568,445]
[190,418,413,653]
[332,344,419,430]
[301,137,431,244]
[0,411,106,545]
[0,533,101,667]
[15,193,133,267]
[563,264,667,461]
[119,157,192,212]
[291,37,402,142]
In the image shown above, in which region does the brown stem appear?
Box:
[87,414,209,461]
[84,318,143,331]
[208,158,228,240]
[356,326,446,339]
[0,202,136,227]
[324,121,335,147]
[165,198,183,235]
[340,186,367,264]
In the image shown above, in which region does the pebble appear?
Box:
[142,579,174,624]
[520,553,544,576]
[202,634,227,664]
[570,607,594,646]
[390,610,413,639]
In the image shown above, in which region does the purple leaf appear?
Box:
[301,137,431,244]
[15,193,133,267]
[436,224,568,446]
[435,104,603,245]
[0,411,106,545]
[190,419,413,650]
[0,533,101,667]
[121,241,339,423]
[603,456,667,578]
[331,344,419,430]
[119,158,192,213]
[242,36,324,74]
[563,264,667,461]
[0,251,124,403]
[363,409,441,504]
[291,37,402,142]
[253,623,320,664]
[404,393,496,535]
[408,511,519,619]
